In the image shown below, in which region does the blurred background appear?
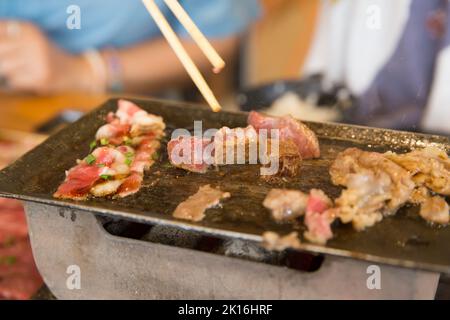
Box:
[0,0,449,299]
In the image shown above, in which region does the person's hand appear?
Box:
[0,21,95,94]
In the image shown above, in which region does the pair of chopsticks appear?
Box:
[142,0,225,112]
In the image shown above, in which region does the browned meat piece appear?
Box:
[262,231,301,251]
[248,111,320,159]
[409,186,430,204]
[214,125,258,165]
[167,123,303,178]
[214,126,302,177]
[409,187,449,224]
[274,139,302,177]
[167,136,214,174]
[419,196,449,224]
[263,188,334,245]
[173,185,230,222]
[333,173,386,230]
[385,146,450,195]
[259,139,302,182]
[385,147,450,224]
[330,148,415,231]
[263,189,308,221]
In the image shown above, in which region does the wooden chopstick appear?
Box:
[142,0,222,112]
[163,0,225,73]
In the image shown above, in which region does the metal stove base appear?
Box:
[24,203,439,299]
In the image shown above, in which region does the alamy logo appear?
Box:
[366,265,381,290]
[66,5,81,30]
[66,265,81,290]
[170,121,280,175]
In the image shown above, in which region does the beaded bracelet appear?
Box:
[82,50,107,93]
[103,48,124,93]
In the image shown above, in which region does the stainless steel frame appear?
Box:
[25,202,440,300]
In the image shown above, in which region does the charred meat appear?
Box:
[214,125,258,165]
[260,139,302,181]
[167,135,214,174]
[247,111,320,159]
[167,121,303,178]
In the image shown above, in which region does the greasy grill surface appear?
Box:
[0,98,449,273]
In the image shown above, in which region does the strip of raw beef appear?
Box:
[54,146,131,200]
[116,134,161,198]
[55,100,165,200]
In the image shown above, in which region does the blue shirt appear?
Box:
[0,0,261,53]
[357,0,447,130]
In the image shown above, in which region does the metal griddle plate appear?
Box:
[0,98,449,273]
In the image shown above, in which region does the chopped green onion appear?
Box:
[124,151,134,166]
[100,174,111,180]
[89,140,97,151]
[100,138,109,146]
[0,256,17,266]
[97,164,106,168]
[85,154,96,165]
[124,137,133,146]
[152,152,160,161]
[3,236,15,248]
[5,256,16,265]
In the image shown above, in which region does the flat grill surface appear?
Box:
[0,98,449,273]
